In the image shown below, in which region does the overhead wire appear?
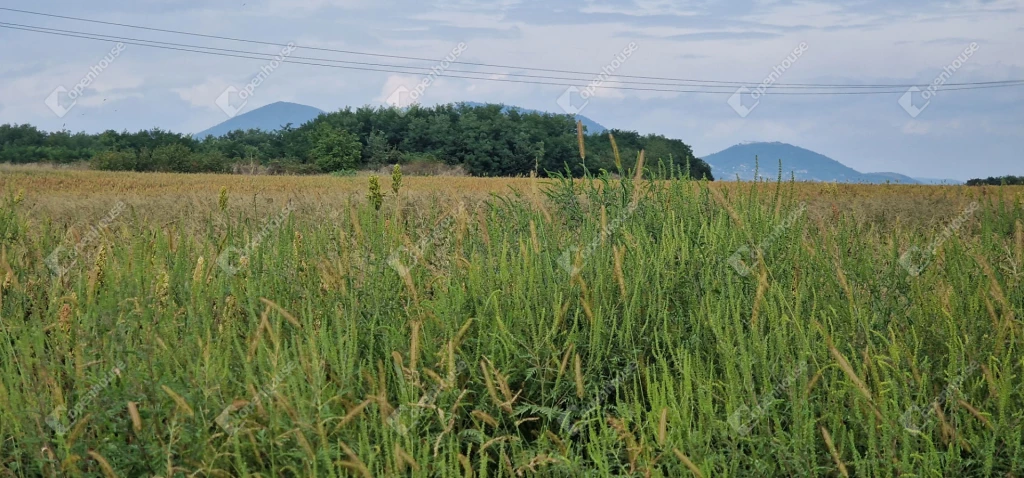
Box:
[2,6,1022,92]
[4,23,1023,96]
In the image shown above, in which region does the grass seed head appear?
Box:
[218,186,228,212]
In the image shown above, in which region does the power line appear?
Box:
[0,21,751,89]
[3,6,1021,90]
[6,23,1024,96]
[13,20,1012,91]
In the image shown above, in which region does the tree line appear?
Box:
[0,103,714,179]
[966,176,1024,186]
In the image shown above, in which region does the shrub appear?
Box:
[310,124,362,173]
[185,150,230,173]
[149,144,194,172]
[365,130,401,168]
[366,175,384,210]
[90,150,138,171]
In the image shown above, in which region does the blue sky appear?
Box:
[1,0,1021,179]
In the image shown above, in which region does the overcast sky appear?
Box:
[1,0,1022,180]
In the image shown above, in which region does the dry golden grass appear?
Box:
[2,164,1021,231]
[0,165,518,228]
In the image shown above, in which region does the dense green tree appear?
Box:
[0,103,714,179]
[184,150,230,173]
[310,123,362,172]
[364,130,401,168]
[967,176,1024,186]
[149,144,194,172]
[91,150,138,171]
[0,124,94,163]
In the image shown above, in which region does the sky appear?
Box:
[1,0,1022,180]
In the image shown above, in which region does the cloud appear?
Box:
[920,37,981,45]
[172,80,234,110]
[76,92,143,107]
[0,0,1020,178]
[662,31,782,41]
[901,120,932,135]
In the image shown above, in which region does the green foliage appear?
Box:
[149,143,194,172]
[1,176,1022,475]
[90,150,138,171]
[310,123,362,173]
[583,128,713,180]
[967,175,1024,186]
[391,164,403,196]
[183,150,230,173]
[99,146,227,173]
[0,124,95,163]
[2,104,714,179]
[366,174,385,210]
[365,129,401,168]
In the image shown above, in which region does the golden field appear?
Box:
[2,164,1018,229]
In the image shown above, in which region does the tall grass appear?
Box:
[0,166,1021,476]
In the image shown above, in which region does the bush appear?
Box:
[310,124,362,173]
[91,150,138,171]
[185,150,230,173]
[148,144,194,172]
[364,130,401,168]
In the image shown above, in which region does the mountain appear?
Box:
[196,102,324,138]
[703,142,920,184]
[461,102,607,133]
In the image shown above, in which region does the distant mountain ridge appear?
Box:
[197,102,325,138]
[703,142,922,184]
[196,101,608,138]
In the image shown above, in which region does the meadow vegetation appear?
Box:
[0,160,1022,476]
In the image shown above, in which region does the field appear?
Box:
[1,164,1022,476]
